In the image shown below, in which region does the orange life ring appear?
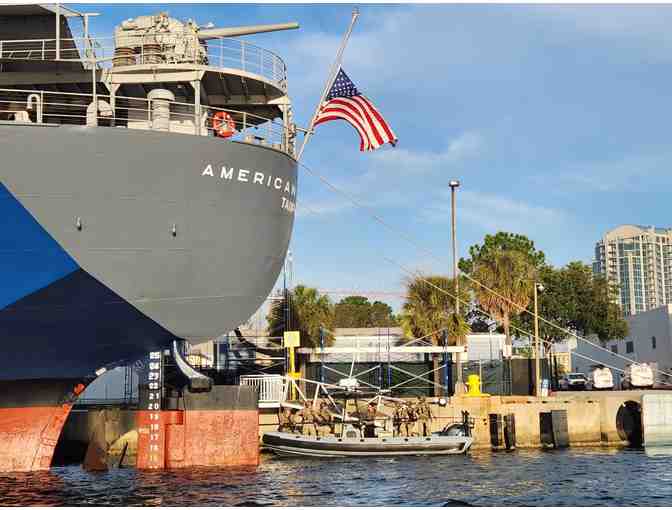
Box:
[212,111,236,138]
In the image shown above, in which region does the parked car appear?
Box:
[587,366,614,390]
[622,363,654,390]
[560,372,587,390]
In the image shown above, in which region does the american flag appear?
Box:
[314,68,397,151]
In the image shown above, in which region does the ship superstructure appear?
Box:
[0,4,299,471]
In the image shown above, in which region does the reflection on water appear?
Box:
[1,448,672,506]
[645,446,672,457]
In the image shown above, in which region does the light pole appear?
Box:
[534,282,544,397]
[449,180,463,394]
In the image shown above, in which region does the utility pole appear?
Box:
[534,282,543,397]
[449,180,463,395]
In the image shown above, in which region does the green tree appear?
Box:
[460,232,544,351]
[267,285,335,347]
[334,296,398,327]
[459,231,546,275]
[513,262,628,346]
[400,275,470,395]
[470,248,537,350]
[334,295,371,328]
[370,300,398,327]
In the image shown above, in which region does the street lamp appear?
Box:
[534,282,544,397]
[449,180,462,394]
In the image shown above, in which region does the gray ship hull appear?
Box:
[0,123,297,381]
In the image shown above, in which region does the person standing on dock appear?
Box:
[416,397,433,437]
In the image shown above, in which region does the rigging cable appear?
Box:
[298,159,672,381]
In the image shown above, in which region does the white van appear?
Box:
[622,363,654,389]
[587,366,614,390]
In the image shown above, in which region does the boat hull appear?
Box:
[262,432,473,457]
[0,123,297,381]
[0,379,82,472]
[0,123,296,471]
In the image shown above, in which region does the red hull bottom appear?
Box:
[136,409,259,469]
[0,405,73,472]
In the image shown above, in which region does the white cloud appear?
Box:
[526,5,672,62]
[424,190,566,234]
[542,150,672,193]
[282,6,529,106]
[364,131,484,178]
[297,131,485,219]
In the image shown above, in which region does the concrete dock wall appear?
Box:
[642,394,672,446]
[260,390,672,450]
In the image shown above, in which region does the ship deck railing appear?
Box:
[240,374,287,408]
[0,87,293,155]
[0,35,287,91]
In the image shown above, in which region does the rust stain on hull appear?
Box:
[136,409,259,470]
[0,405,73,472]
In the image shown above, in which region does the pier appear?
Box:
[254,376,672,450]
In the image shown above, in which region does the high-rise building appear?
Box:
[593,225,672,316]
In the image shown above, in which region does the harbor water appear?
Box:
[2,448,672,506]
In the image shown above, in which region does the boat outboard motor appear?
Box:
[437,411,473,437]
[440,423,468,437]
[171,340,213,392]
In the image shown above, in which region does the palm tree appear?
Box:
[267,285,335,347]
[471,249,537,352]
[400,275,470,396]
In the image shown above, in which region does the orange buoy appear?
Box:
[212,111,236,138]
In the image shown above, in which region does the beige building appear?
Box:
[593,224,672,316]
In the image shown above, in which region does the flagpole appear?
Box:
[297,8,360,161]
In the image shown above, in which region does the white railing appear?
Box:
[240,375,287,408]
[0,36,287,91]
[0,87,292,155]
[0,37,95,62]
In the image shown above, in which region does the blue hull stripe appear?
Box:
[0,182,177,381]
[0,183,78,309]
[0,268,177,380]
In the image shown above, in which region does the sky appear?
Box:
[74,3,672,311]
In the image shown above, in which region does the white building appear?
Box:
[593,225,672,316]
[571,304,672,383]
[302,327,507,363]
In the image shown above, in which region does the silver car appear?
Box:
[560,372,587,390]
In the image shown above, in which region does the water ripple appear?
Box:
[0,448,671,506]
